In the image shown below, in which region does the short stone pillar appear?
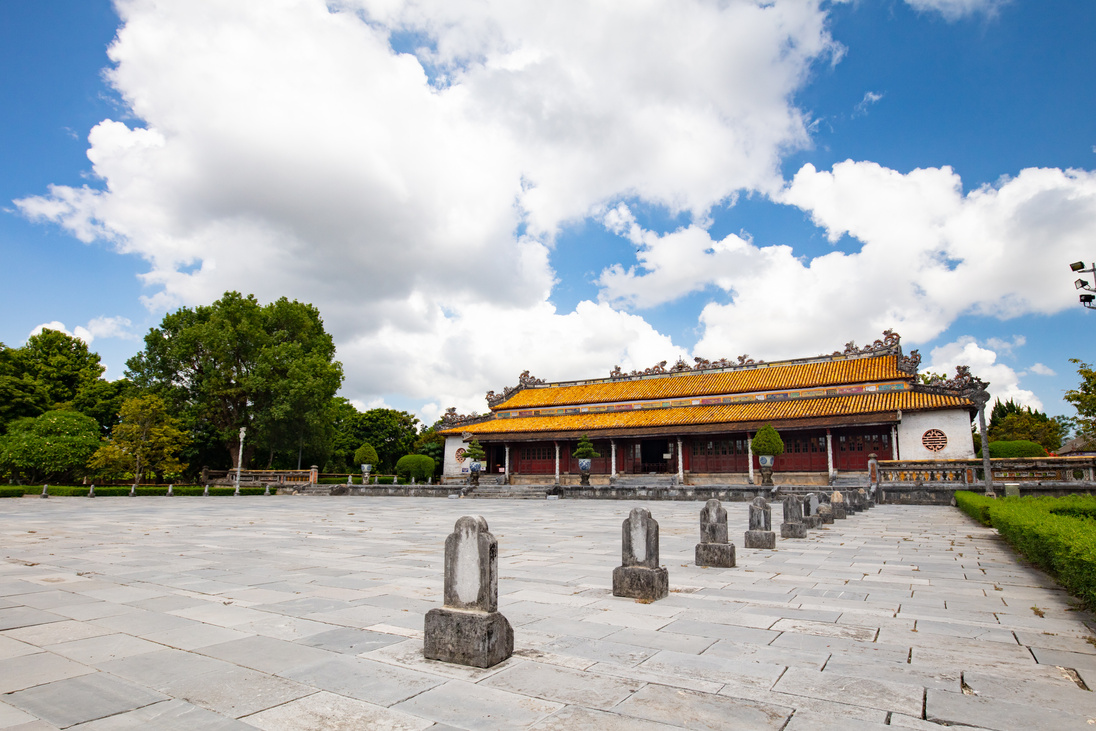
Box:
[167,483,174,497]
[802,493,822,529]
[744,497,776,549]
[780,495,807,539]
[40,484,49,499]
[424,516,514,668]
[831,490,847,519]
[203,484,209,497]
[695,499,736,568]
[858,487,873,509]
[88,483,96,498]
[818,503,834,524]
[612,508,669,601]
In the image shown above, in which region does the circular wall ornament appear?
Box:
[455,447,466,463]
[922,429,948,452]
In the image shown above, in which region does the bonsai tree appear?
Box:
[751,424,784,487]
[572,435,600,459]
[354,443,379,482]
[751,425,785,456]
[572,434,600,485]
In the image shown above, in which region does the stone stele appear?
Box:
[424,515,514,668]
[780,495,807,539]
[802,492,822,529]
[831,490,847,519]
[612,507,669,601]
[695,499,736,568]
[744,496,776,549]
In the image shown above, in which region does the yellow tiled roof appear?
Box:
[451,391,970,437]
[496,355,905,410]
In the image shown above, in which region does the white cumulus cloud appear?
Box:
[926,336,1040,410]
[15,0,838,416]
[904,0,1008,21]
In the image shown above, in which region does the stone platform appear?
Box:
[0,498,1094,729]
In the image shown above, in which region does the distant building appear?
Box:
[439,332,979,484]
[1058,435,1096,457]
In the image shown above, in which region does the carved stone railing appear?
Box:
[878,457,1096,486]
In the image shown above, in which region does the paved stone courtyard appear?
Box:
[1,497,1095,730]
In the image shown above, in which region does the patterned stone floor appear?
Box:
[0,496,1094,730]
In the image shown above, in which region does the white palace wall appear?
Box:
[443,434,471,478]
[897,409,975,460]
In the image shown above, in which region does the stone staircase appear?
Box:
[466,484,551,499]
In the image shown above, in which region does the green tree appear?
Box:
[356,408,420,472]
[89,395,190,487]
[572,435,600,459]
[988,411,1066,453]
[353,443,379,470]
[73,378,136,437]
[1065,360,1096,438]
[0,411,101,484]
[126,292,343,470]
[751,425,784,456]
[18,329,104,407]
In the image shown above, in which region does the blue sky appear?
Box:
[2,0,1094,425]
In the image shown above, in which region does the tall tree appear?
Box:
[0,411,101,484]
[356,409,420,472]
[1065,359,1096,437]
[89,394,189,486]
[987,411,1065,453]
[17,329,105,407]
[126,292,343,469]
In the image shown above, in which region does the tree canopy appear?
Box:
[89,394,189,486]
[1065,360,1096,438]
[126,292,343,469]
[0,411,101,483]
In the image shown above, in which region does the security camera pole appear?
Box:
[1071,261,1096,309]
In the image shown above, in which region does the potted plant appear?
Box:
[572,435,601,486]
[751,425,784,487]
[463,439,486,487]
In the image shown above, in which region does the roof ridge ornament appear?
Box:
[441,407,494,428]
[486,370,546,407]
[919,365,990,405]
[829,329,901,357]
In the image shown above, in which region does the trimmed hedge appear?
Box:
[955,491,1096,609]
[15,485,269,497]
[396,454,435,482]
[977,440,1047,458]
[954,490,994,526]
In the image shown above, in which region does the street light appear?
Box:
[1071,261,1096,309]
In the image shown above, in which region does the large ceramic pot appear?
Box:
[757,454,775,486]
[469,460,481,486]
[578,458,592,486]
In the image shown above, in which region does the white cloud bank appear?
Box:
[598,162,1096,366]
[13,0,1088,418]
[16,0,837,416]
[28,316,134,346]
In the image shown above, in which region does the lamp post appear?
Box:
[234,427,246,496]
[1071,261,1096,309]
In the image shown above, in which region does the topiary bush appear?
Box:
[396,454,435,481]
[353,443,379,471]
[751,425,784,456]
[977,440,1047,458]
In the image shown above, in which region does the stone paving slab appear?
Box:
[1,498,1095,728]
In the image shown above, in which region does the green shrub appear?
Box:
[960,494,1096,610]
[954,490,995,526]
[751,425,784,456]
[396,454,435,481]
[977,440,1047,458]
[353,443,379,471]
[0,487,25,498]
